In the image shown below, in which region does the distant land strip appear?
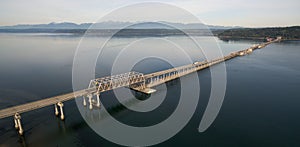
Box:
[0,26,299,40]
[216,26,300,40]
[0,29,214,37]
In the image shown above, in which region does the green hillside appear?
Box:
[217,26,300,40]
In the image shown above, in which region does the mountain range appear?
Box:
[0,21,241,30]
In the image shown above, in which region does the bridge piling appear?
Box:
[14,115,18,129]
[83,95,87,106]
[96,92,100,108]
[54,104,59,116]
[14,113,23,135]
[57,102,64,120]
[88,94,93,110]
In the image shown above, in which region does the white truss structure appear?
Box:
[89,71,145,92]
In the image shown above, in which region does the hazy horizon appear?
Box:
[0,21,299,28]
[0,0,299,27]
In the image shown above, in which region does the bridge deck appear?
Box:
[0,89,93,119]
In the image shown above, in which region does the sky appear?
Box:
[0,0,299,27]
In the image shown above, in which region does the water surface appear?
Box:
[0,33,299,146]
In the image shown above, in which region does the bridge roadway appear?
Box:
[0,38,282,120]
[139,38,280,89]
[0,89,95,119]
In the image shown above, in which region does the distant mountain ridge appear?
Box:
[0,22,92,29]
[0,21,240,30]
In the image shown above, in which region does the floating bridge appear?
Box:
[0,37,282,135]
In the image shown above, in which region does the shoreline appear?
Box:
[218,36,300,41]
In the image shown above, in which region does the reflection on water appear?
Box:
[82,91,151,124]
[0,33,300,146]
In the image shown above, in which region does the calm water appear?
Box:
[0,33,299,146]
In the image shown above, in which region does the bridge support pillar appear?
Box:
[54,104,59,116]
[88,94,93,110]
[96,92,100,108]
[83,96,86,106]
[14,113,23,135]
[14,115,18,129]
[57,102,64,120]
